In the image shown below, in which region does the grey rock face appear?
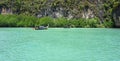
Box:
[113,5,120,27]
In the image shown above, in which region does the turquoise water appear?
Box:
[0,28,120,61]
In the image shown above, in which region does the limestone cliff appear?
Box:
[0,0,120,27]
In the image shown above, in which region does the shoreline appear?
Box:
[0,27,119,29]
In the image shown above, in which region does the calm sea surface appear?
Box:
[0,28,120,61]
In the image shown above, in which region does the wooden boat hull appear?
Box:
[35,26,48,30]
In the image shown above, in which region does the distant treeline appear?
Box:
[0,15,113,28]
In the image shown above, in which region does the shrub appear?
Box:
[35,17,53,26]
[103,19,114,28]
[54,17,69,27]
[0,14,37,27]
[0,15,114,28]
